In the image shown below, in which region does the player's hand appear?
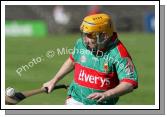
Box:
[42,80,55,93]
[87,92,109,102]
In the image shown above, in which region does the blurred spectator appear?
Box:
[87,5,101,15]
[53,6,71,25]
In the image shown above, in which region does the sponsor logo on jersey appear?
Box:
[78,69,110,87]
[74,63,119,90]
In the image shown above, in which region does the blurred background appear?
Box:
[5,5,155,105]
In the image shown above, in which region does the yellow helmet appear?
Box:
[80,13,115,38]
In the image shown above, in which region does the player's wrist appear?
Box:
[104,90,115,98]
[103,92,111,98]
[51,79,57,85]
[51,76,61,85]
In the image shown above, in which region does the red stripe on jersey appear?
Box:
[69,54,74,62]
[74,63,119,91]
[117,41,131,58]
[120,78,138,89]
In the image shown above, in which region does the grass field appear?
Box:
[5,32,155,105]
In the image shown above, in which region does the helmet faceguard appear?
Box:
[80,13,115,50]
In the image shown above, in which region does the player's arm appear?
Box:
[88,51,138,102]
[42,57,74,93]
[87,82,134,102]
[105,82,134,97]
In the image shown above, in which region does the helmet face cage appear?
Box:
[81,32,110,50]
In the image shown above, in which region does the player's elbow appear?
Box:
[124,83,135,94]
[128,86,134,93]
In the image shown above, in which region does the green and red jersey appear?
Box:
[68,35,138,105]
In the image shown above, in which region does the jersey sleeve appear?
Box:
[115,41,138,89]
[69,39,81,62]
